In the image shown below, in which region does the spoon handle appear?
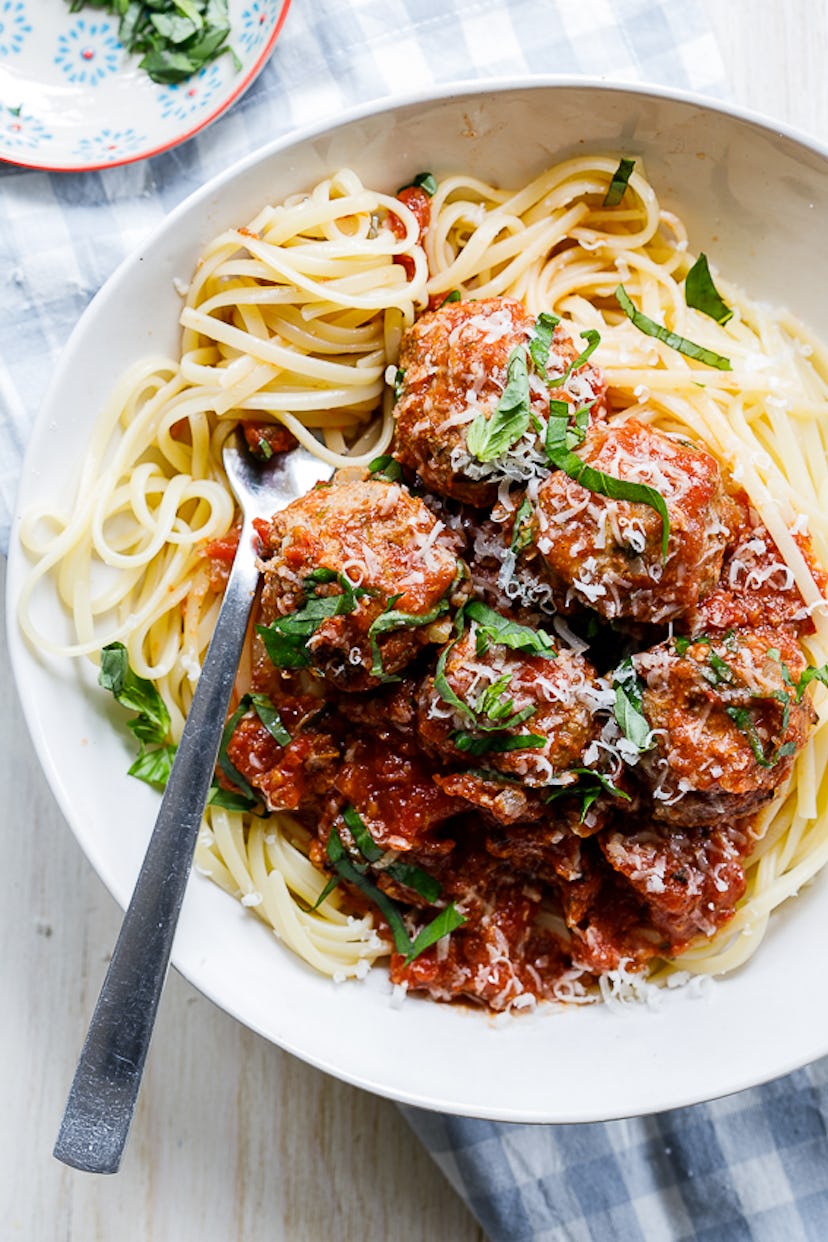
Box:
[53,520,260,1174]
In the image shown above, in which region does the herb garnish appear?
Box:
[528,312,561,373]
[256,568,370,670]
[546,767,631,820]
[440,290,462,307]
[67,0,237,85]
[452,730,546,756]
[398,171,438,197]
[342,804,442,903]
[725,705,796,769]
[392,367,406,401]
[615,284,733,371]
[217,692,291,804]
[603,157,636,207]
[326,824,465,962]
[367,593,451,682]
[543,408,671,558]
[612,657,652,751]
[685,254,734,325]
[368,454,403,482]
[97,642,270,809]
[466,345,531,463]
[465,599,556,659]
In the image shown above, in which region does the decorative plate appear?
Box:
[0,0,291,171]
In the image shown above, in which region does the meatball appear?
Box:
[417,608,604,786]
[533,418,734,623]
[601,819,749,947]
[255,473,463,691]
[630,628,815,826]
[392,296,608,506]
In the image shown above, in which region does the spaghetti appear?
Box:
[17,155,828,1000]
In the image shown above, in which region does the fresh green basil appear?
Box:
[466,346,531,463]
[465,599,556,658]
[398,171,438,196]
[325,825,464,961]
[612,658,652,751]
[368,594,451,681]
[528,312,561,373]
[368,454,403,482]
[256,569,369,670]
[452,730,546,756]
[544,411,670,558]
[67,0,234,84]
[615,284,732,371]
[99,641,171,744]
[684,253,733,325]
[603,157,636,207]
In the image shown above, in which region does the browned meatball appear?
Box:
[629,628,815,826]
[392,296,608,506]
[255,473,463,690]
[417,606,604,786]
[533,418,735,623]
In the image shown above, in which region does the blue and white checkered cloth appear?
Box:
[3,3,828,1239]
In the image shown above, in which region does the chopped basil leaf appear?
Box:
[452,730,546,756]
[99,641,171,744]
[341,805,442,901]
[342,803,383,862]
[509,496,534,557]
[326,828,413,955]
[685,254,734,326]
[546,767,631,820]
[393,367,406,401]
[128,743,177,790]
[368,594,451,681]
[326,826,460,961]
[673,635,693,656]
[247,691,291,747]
[256,569,369,670]
[465,599,556,658]
[398,171,438,196]
[725,706,774,768]
[206,782,257,812]
[473,673,537,731]
[795,663,828,701]
[405,904,466,964]
[368,454,403,482]
[615,284,732,371]
[701,650,735,688]
[544,411,670,558]
[304,873,342,912]
[549,329,601,387]
[385,861,442,904]
[613,658,652,752]
[440,290,462,306]
[466,346,531,463]
[68,0,234,85]
[528,312,561,373]
[603,157,636,207]
[217,698,261,805]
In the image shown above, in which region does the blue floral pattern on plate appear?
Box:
[0,0,32,58]
[73,127,147,163]
[0,0,291,169]
[158,63,224,122]
[238,0,280,53]
[54,19,122,86]
[1,105,51,149]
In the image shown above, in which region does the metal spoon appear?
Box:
[53,432,334,1174]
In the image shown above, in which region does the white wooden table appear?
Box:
[3,6,826,1238]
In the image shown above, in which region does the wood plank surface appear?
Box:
[3,5,826,1239]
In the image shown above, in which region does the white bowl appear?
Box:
[8,80,828,1122]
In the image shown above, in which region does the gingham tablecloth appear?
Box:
[3,3,828,1239]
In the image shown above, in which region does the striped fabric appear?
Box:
[4,4,828,1240]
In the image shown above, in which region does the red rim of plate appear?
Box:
[0,0,293,175]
